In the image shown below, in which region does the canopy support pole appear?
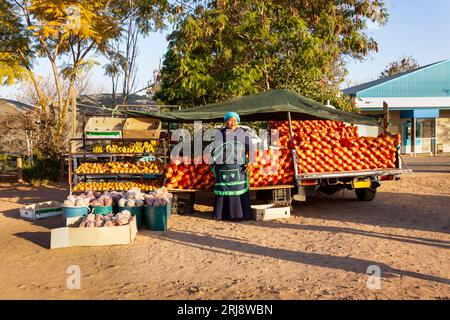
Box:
[287,112,299,178]
[287,112,306,201]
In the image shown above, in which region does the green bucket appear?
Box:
[90,205,113,215]
[144,205,171,231]
[119,206,143,230]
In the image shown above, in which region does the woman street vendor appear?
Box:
[212,112,253,220]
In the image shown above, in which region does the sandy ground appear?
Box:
[0,157,449,300]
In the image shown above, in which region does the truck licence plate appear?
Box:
[353,180,371,189]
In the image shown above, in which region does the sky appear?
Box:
[344,0,450,87]
[1,0,450,99]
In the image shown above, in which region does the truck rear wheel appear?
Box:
[355,188,377,201]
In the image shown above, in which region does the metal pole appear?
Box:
[412,117,416,157]
[383,101,390,132]
[288,112,298,181]
[434,118,438,157]
[287,112,306,201]
[287,112,298,176]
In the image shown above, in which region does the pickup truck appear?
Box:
[294,150,412,201]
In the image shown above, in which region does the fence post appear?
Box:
[17,157,23,183]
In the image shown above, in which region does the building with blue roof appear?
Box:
[343,60,450,155]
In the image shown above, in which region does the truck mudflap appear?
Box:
[295,168,412,181]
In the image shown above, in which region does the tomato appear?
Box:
[343,165,353,171]
[340,138,354,148]
[329,157,339,166]
[334,149,344,158]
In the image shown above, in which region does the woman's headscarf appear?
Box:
[224,112,240,123]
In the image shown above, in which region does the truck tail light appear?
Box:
[301,180,317,186]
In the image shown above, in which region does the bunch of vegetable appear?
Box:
[117,187,145,207]
[144,188,173,207]
[90,194,113,207]
[63,194,91,207]
[78,210,132,228]
[109,191,124,204]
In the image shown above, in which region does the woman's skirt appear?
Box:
[213,192,251,220]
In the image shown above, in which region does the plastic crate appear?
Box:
[272,188,292,207]
[255,188,292,207]
[171,192,195,215]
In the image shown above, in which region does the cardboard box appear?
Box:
[251,204,291,221]
[65,216,84,227]
[122,117,161,139]
[84,117,124,139]
[51,216,138,249]
[20,201,63,220]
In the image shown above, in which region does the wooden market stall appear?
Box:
[123,89,409,212]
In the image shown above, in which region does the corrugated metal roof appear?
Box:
[342,60,450,97]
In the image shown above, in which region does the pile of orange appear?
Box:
[270,120,400,173]
[76,161,163,174]
[165,160,215,190]
[73,180,161,192]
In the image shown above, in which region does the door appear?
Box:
[415,120,423,153]
[402,119,412,154]
[416,119,436,154]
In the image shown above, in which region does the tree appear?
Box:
[0,0,35,92]
[103,18,140,107]
[0,0,173,157]
[380,55,419,78]
[155,0,388,112]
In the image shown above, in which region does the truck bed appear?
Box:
[296,168,412,180]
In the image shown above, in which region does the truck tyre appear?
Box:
[355,188,377,201]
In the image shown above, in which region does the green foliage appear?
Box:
[29,178,50,187]
[1,0,174,161]
[0,0,33,85]
[380,55,419,79]
[23,155,60,182]
[155,0,388,112]
[0,154,14,174]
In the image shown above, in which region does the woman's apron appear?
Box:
[212,129,249,196]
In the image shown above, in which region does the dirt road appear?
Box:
[0,159,449,300]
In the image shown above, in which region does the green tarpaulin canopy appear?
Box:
[125,89,382,126]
